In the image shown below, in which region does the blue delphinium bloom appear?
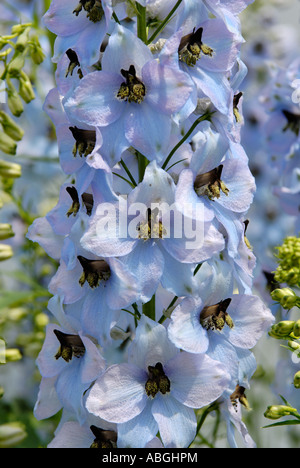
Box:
[35,296,106,424]
[80,160,225,302]
[43,0,113,66]
[85,315,230,448]
[167,282,275,380]
[63,24,196,165]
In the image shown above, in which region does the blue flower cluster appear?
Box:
[27,0,275,448]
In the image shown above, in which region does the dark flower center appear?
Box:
[194,165,229,200]
[54,329,85,362]
[233,92,243,123]
[66,186,94,217]
[200,298,234,331]
[65,49,83,79]
[230,385,250,410]
[73,0,104,23]
[69,126,96,158]
[145,362,171,398]
[117,65,146,104]
[89,425,117,449]
[137,208,167,240]
[179,27,214,67]
[78,255,111,288]
[282,110,300,136]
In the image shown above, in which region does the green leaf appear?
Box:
[263,420,300,429]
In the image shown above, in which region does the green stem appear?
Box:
[147,0,183,44]
[136,3,148,44]
[137,151,149,183]
[143,294,156,321]
[135,4,150,184]
[120,158,138,187]
[161,112,212,170]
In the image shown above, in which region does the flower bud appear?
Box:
[4,348,22,362]
[271,288,299,309]
[0,224,14,240]
[269,320,295,339]
[293,320,300,338]
[0,131,17,155]
[19,71,35,103]
[294,371,300,389]
[6,81,24,117]
[0,110,24,141]
[7,53,26,78]
[288,340,300,353]
[11,23,32,36]
[29,35,45,65]
[0,160,22,178]
[0,244,14,261]
[0,422,27,448]
[264,405,298,420]
[15,27,31,53]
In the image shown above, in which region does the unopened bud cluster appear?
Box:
[274,236,300,287]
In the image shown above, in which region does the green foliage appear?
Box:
[264,236,300,429]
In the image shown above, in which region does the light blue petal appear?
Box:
[86,363,148,423]
[152,394,197,448]
[128,315,178,370]
[117,404,158,448]
[168,296,209,354]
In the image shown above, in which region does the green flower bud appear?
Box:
[0,422,27,448]
[19,71,35,103]
[4,348,22,362]
[11,23,32,36]
[15,27,31,53]
[6,81,24,117]
[269,320,295,339]
[0,110,24,141]
[29,35,45,65]
[0,244,13,261]
[293,320,300,338]
[0,160,21,178]
[271,288,299,309]
[0,224,14,240]
[0,131,17,155]
[288,340,300,353]
[294,371,300,389]
[274,236,300,287]
[7,53,26,78]
[264,405,298,420]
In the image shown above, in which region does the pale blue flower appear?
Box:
[86,315,230,448]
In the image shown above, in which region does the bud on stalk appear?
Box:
[0,423,27,448]
[264,405,298,420]
[0,110,24,141]
[271,287,299,309]
[15,27,31,53]
[0,224,14,240]
[294,371,300,389]
[0,244,13,261]
[6,79,24,117]
[19,71,35,103]
[0,131,17,155]
[0,160,22,178]
[7,53,26,78]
